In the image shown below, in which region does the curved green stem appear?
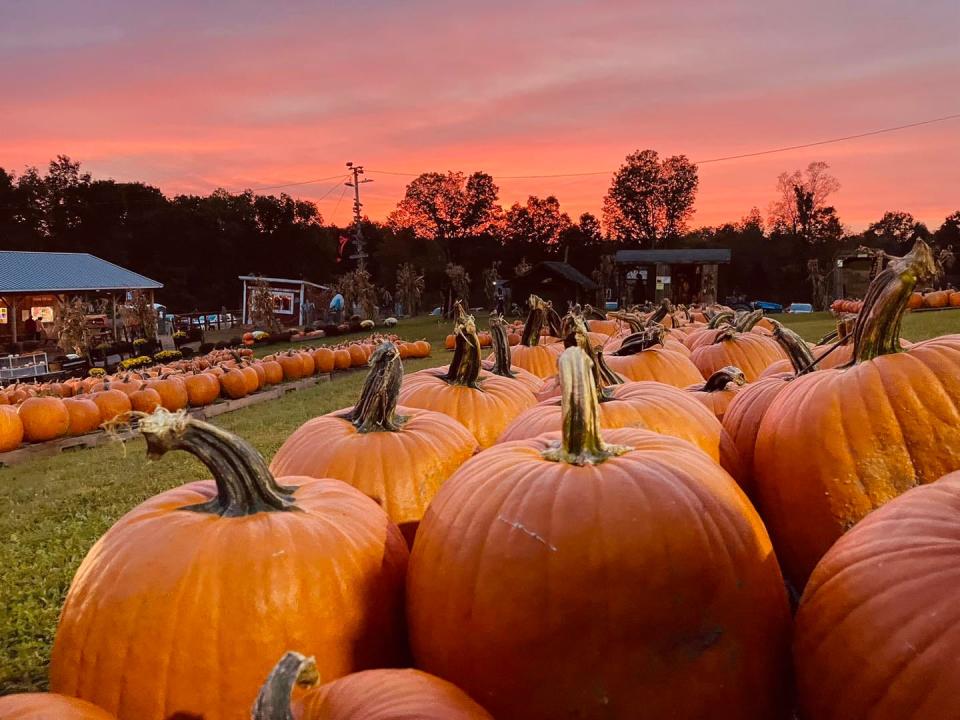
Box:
[701,366,746,392]
[562,313,625,397]
[542,347,630,466]
[646,301,670,326]
[488,315,516,379]
[734,309,764,332]
[707,309,734,328]
[770,320,816,375]
[612,325,665,356]
[141,410,298,516]
[520,295,546,346]
[341,342,407,432]
[546,302,563,338]
[851,240,938,362]
[251,651,320,720]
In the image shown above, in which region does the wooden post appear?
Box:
[242,279,248,325]
[9,296,18,345]
[299,282,305,327]
[111,293,118,341]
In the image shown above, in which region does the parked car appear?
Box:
[751,300,784,314]
[786,303,814,313]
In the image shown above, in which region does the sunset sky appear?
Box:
[2,0,958,231]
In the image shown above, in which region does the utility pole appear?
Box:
[345,162,373,272]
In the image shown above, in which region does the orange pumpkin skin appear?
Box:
[313,347,335,374]
[906,291,923,309]
[145,377,189,411]
[604,347,704,386]
[506,343,561,379]
[794,472,960,720]
[278,354,304,381]
[0,404,25,451]
[219,368,249,399]
[923,289,949,308]
[347,344,367,368]
[332,348,351,371]
[262,360,284,386]
[691,333,786,382]
[408,428,791,719]
[294,668,492,719]
[129,388,162,414]
[92,389,133,424]
[685,367,746,422]
[51,417,409,720]
[184,373,220,407]
[0,693,115,719]
[18,396,70,442]
[949,291,960,307]
[239,365,261,394]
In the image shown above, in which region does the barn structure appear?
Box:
[613,249,731,306]
[503,262,598,309]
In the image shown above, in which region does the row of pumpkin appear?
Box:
[4,239,958,719]
[0,336,433,450]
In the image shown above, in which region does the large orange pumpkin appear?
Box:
[252,652,492,720]
[312,347,335,374]
[219,367,249,399]
[278,352,304,381]
[604,326,705,386]
[0,404,25,451]
[0,693,115,719]
[794,471,960,720]
[145,375,189,411]
[400,310,536,448]
[501,295,562,378]
[480,314,544,393]
[63,396,102,436]
[271,342,478,546]
[332,348,351,371]
[407,346,792,719]
[753,240,957,588]
[261,359,284,385]
[18,396,70,442]
[129,387,162,414]
[184,372,220,407]
[50,411,409,720]
[91,385,133,424]
[690,315,787,382]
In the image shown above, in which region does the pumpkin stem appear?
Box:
[520,295,547,347]
[646,300,670,326]
[488,315,516,379]
[770,320,815,375]
[251,651,320,720]
[707,309,734,328]
[852,239,939,362]
[700,366,746,392]
[546,301,563,338]
[341,342,407,432]
[612,325,665,356]
[562,312,624,396]
[542,347,630,466]
[140,409,299,517]
[582,304,606,320]
[442,310,482,387]
[734,309,764,332]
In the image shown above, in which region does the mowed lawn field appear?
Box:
[2,309,959,692]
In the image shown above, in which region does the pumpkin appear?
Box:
[90,384,133,424]
[923,289,949,308]
[753,240,958,588]
[63,396,102,436]
[18,396,70,442]
[480,314,543,393]
[0,693,115,719]
[262,359,284,385]
[413,339,431,357]
[241,363,263,393]
[271,342,477,546]
[683,309,735,349]
[0,404,25,451]
[685,366,746,421]
[242,331,256,346]
[690,311,787,382]
[332,348,351,371]
[278,352,304,381]
[219,367,249,399]
[50,411,409,720]
[109,374,142,396]
[400,308,536,448]
[604,326,705,386]
[794,471,960,720]
[252,652,492,720]
[145,375,189,411]
[906,290,924,309]
[500,295,562,378]
[129,387,162,414]
[949,290,960,307]
[313,347,335,374]
[347,344,367,368]
[299,351,316,377]
[184,372,220,407]
[407,346,792,719]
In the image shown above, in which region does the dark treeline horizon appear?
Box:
[2,156,958,312]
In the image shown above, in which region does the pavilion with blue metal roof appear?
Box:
[0,251,162,345]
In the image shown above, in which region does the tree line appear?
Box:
[1,154,957,312]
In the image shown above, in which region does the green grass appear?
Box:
[2,309,959,692]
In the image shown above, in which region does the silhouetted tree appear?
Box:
[863,211,931,253]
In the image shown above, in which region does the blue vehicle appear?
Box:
[786,303,814,314]
[751,300,784,314]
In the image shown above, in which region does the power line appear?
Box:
[364,111,960,179]
[242,172,353,193]
[328,184,350,224]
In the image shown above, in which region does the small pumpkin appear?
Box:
[63,396,102,436]
[261,359,284,385]
[278,352,304,381]
[129,387,162,414]
[145,375,189,411]
[219,367,249,400]
[184,372,220,407]
[50,411,409,720]
[18,396,70,443]
[0,693,115,719]
[0,404,25,451]
[685,366,746,421]
[332,348,351,371]
[499,295,562,378]
[313,347,335,374]
[481,314,543,393]
[604,325,704,386]
[252,652,492,720]
[91,384,132,424]
[690,310,787,382]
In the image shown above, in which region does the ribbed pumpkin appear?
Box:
[501,295,562,378]
[219,367,249,399]
[0,404,25,451]
[184,372,220,407]
[240,364,262,393]
[129,387,162,414]
[262,359,284,385]
[298,351,316,376]
[682,309,735,349]
[604,326,705,386]
[0,693,115,719]
[332,348,351,371]
[923,289,949,307]
[253,652,492,720]
[794,471,960,720]
[145,375,189,411]
[313,347,335,374]
[690,313,787,382]
[109,374,142,396]
[50,411,409,720]
[400,309,536,448]
[278,352,304,381]
[271,342,478,546]
[18,396,70,442]
[685,366,746,421]
[63,396,102,436]
[347,344,367,368]
[753,240,959,588]
[481,314,544,393]
[91,385,132,424]
[408,346,792,720]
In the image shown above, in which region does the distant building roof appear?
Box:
[504,261,598,290]
[0,251,163,293]
[238,275,329,290]
[614,249,732,264]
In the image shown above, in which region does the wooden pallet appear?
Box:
[0,372,341,468]
[909,305,960,313]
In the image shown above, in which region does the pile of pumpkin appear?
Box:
[906,286,960,309]
[7,240,960,719]
[0,335,432,452]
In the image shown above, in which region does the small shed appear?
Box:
[504,261,598,309]
[239,276,330,327]
[0,251,163,348]
[614,248,731,305]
